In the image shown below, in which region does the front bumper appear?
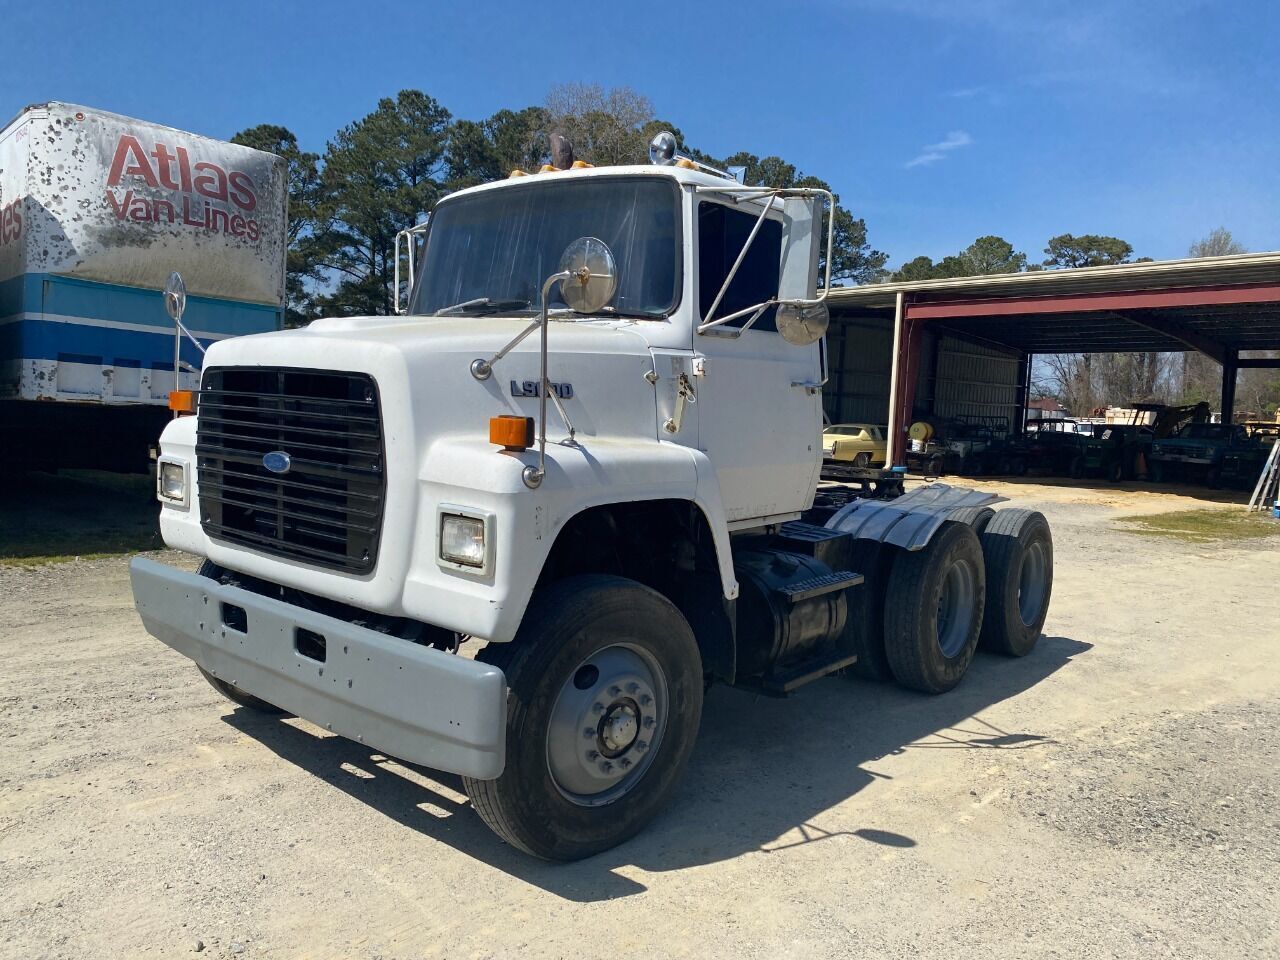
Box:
[129,557,507,779]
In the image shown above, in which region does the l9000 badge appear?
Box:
[510,379,574,400]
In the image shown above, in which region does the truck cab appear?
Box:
[131,138,1054,860]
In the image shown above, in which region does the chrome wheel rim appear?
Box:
[936,558,976,658]
[1018,541,1048,626]
[546,643,668,807]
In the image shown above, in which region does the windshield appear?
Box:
[411,176,681,318]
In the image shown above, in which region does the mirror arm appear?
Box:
[702,197,775,327]
[470,319,542,381]
[697,299,775,337]
[523,270,573,489]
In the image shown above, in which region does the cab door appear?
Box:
[690,198,822,524]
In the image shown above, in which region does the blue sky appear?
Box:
[3,0,1277,270]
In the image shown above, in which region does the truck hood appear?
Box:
[200,313,665,444]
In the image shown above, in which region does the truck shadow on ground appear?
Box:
[224,634,1089,902]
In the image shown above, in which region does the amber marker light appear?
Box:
[168,390,197,415]
[490,415,534,451]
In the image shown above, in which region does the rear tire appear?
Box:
[841,540,894,681]
[883,522,986,694]
[1108,459,1123,483]
[463,575,703,861]
[979,509,1053,657]
[948,505,996,536]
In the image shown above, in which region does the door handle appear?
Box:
[791,380,822,395]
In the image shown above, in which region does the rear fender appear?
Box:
[824,483,1006,551]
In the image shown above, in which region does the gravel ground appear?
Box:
[1,480,1278,959]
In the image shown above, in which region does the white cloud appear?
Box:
[905,130,973,168]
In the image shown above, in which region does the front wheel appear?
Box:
[463,575,703,861]
[198,667,287,715]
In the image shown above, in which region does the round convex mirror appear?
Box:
[776,301,830,346]
[557,237,618,314]
[164,271,187,322]
[649,130,678,166]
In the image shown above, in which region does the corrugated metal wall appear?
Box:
[824,317,893,423]
[927,335,1022,430]
[824,316,1023,431]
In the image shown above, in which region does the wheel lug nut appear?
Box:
[586,750,599,761]
[600,761,614,773]
[636,740,648,752]
[626,682,639,694]
[619,758,632,769]
[584,727,596,739]
[592,702,605,715]
[640,694,653,707]
[608,685,621,697]
[643,716,655,729]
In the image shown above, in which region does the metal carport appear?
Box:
[825,252,1280,465]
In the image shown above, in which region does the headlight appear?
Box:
[440,514,486,568]
[157,460,187,504]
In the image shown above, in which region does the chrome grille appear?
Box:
[196,367,385,573]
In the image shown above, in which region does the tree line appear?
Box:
[230,84,1276,417]
[230,83,886,326]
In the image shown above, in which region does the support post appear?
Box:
[1014,353,1031,436]
[895,318,925,462]
[1220,350,1238,424]
[886,292,905,466]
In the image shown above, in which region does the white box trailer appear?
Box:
[0,102,287,471]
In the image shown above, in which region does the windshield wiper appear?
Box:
[434,297,532,316]
[547,305,664,320]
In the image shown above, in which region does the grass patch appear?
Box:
[0,470,163,567]
[1118,509,1280,543]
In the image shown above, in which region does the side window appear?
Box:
[698,201,782,332]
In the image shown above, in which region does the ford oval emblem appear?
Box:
[262,450,292,474]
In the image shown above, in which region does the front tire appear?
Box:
[463,575,703,861]
[198,667,287,715]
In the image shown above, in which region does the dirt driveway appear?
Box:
[2,479,1278,959]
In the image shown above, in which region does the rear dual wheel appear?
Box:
[883,522,986,694]
[979,509,1053,657]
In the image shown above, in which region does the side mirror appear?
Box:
[557,237,618,313]
[164,271,187,323]
[776,301,829,346]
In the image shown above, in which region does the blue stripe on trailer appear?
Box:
[0,317,218,367]
[1,272,281,374]
[35,274,280,336]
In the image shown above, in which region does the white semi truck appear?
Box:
[130,135,1053,860]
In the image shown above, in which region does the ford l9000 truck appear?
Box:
[130,133,1054,860]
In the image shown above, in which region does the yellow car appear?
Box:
[822,423,889,467]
